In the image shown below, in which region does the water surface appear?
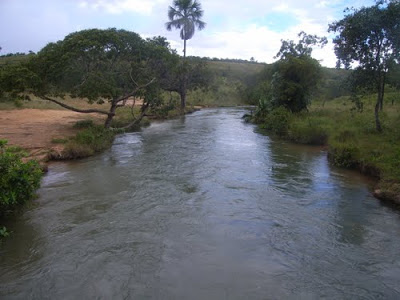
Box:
[1,108,400,299]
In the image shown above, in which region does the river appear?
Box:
[1,108,400,299]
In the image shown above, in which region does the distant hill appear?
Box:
[0,53,34,66]
[0,52,352,106]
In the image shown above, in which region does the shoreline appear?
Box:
[0,106,202,168]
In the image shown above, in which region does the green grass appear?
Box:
[256,92,400,203]
[51,138,68,144]
[49,123,116,160]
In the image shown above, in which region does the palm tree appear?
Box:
[165,0,206,59]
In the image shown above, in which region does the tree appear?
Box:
[159,56,211,105]
[275,31,327,60]
[2,29,174,129]
[165,0,206,59]
[329,0,400,132]
[264,32,325,113]
[165,0,206,110]
[270,55,322,112]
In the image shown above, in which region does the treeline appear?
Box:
[188,56,263,64]
[0,51,35,57]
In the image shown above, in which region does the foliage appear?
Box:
[0,226,10,238]
[248,32,325,115]
[252,94,400,202]
[2,28,178,128]
[166,0,206,58]
[329,0,400,131]
[160,57,211,109]
[270,55,322,112]
[259,107,292,135]
[275,31,327,60]
[0,140,42,218]
[49,125,116,160]
[0,63,40,100]
[288,115,328,145]
[328,142,360,168]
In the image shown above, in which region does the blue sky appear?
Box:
[0,0,375,67]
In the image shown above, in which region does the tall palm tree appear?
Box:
[165,0,206,59]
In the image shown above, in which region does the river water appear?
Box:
[1,108,400,299]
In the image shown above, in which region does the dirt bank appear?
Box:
[0,109,102,161]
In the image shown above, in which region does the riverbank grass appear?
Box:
[253,93,400,204]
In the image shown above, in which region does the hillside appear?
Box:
[0,54,352,107]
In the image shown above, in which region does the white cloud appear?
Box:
[165,2,339,67]
[78,0,166,15]
[273,3,289,12]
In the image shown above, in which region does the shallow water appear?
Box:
[1,108,400,299]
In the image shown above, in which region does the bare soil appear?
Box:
[0,109,102,161]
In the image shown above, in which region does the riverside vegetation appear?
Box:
[246,1,400,204]
[0,140,42,238]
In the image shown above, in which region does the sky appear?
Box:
[0,0,375,67]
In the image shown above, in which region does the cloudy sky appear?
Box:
[0,0,374,67]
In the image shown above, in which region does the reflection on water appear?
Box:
[1,108,400,299]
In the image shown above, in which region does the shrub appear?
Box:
[328,142,360,168]
[49,126,116,160]
[0,226,10,238]
[0,139,42,218]
[260,106,291,136]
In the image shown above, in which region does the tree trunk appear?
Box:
[104,101,117,128]
[183,38,187,59]
[375,83,383,133]
[379,72,385,111]
[180,85,186,111]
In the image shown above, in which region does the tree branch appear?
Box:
[112,102,150,130]
[41,96,111,115]
[114,77,156,105]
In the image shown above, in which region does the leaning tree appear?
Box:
[5,28,174,129]
[329,0,400,132]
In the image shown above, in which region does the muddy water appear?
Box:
[1,108,400,299]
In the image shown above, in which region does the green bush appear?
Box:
[260,106,291,136]
[328,142,360,168]
[0,226,10,238]
[0,140,42,218]
[49,126,116,160]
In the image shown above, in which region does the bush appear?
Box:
[328,142,360,168]
[0,226,10,238]
[260,106,291,136]
[0,140,42,218]
[49,125,116,160]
